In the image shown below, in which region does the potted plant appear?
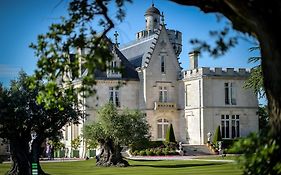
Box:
[53,141,65,158]
[71,136,81,158]
[85,139,97,158]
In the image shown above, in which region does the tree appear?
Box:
[0,72,83,175]
[165,124,176,143]
[244,46,265,98]
[83,103,149,167]
[213,126,222,147]
[28,0,281,173]
[257,106,269,131]
[29,0,132,109]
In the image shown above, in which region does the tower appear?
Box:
[136,4,161,40]
[145,3,160,33]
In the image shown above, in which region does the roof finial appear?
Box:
[161,12,165,25]
[152,0,154,7]
[114,31,120,47]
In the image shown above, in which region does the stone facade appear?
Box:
[62,4,259,157]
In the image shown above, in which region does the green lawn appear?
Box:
[194,155,240,160]
[0,159,242,175]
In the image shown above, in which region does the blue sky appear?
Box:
[0,0,258,87]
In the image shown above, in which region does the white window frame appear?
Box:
[157,118,169,140]
[159,86,168,102]
[221,114,240,139]
[107,60,121,78]
[224,82,236,105]
[109,87,120,107]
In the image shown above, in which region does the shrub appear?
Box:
[155,150,163,156]
[222,139,238,149]
[213,126,222,146]
[139,150,146,156]
[166,124,176,143]
[149,141,164,148]
[145,149,154,156]
[71,136,81,150]
[130,139,150,152]
[133,150,139,156]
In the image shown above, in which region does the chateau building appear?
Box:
[62,4,258,157]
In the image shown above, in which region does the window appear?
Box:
[185,84,189,106]
[157,119,169,140]
[221,114,240,139]
[109,87,120,107]
[110,61,117,74]
[65,126,68,141]
[225,82,236,105]
[159,86,168,102]
[161,56,165,73]
[107,60,121,78]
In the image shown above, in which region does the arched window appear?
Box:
[157,118,169,140]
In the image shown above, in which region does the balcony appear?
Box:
[154,102,177,110]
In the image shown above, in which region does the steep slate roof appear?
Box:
[120,35,155,68]
[94,38,139,80]
[120,25,162,69]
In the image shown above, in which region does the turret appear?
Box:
[136,4,161,40]
[145,4,160,33]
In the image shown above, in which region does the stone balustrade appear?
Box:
[154,101,177,110]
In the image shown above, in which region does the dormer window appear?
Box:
[107,59,121,78]
[110,61,117,74]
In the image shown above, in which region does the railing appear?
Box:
[154,102,177,110]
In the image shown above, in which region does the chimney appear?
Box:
[189,51,200,70]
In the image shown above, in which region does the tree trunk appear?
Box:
[6,140,31,175]
[259,30,281,140]
[96,139,128,167]
[6,137,48,175]
[31,137,48,175]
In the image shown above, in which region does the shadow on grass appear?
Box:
[131,162,226,168]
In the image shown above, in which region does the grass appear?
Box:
[194,155,240,160]
[0,159,242,175]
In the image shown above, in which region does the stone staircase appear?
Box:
[182,144,214,156]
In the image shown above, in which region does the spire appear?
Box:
[113,31,120,47]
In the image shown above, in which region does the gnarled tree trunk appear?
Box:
[6,136,48,175]
[7,139,31,175]
[96,139,128,167]
[31,136,47,175]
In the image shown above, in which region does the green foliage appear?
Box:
[244,46,265,98]
[29,0,132,108]
[231,132,281,175]
[139,150,146,156]
[83,103,150,148]
[165,124,176,143]
[0,71,82,141]
[213,126,222,146]
[257,106,269,131]
[0,71,83,174]
[52,141,65,151]
[71,136,81,150]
